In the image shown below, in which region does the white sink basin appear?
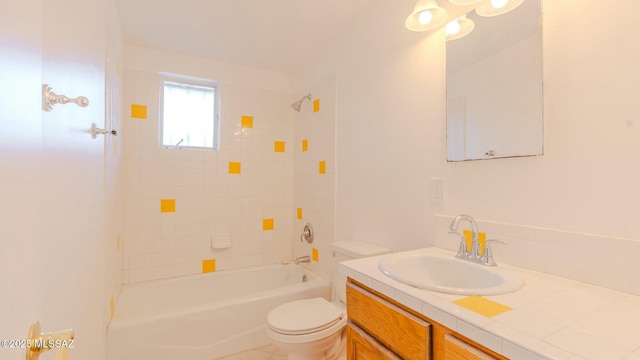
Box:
[378,249,524,295]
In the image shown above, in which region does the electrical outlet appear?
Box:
[431,178,444,206]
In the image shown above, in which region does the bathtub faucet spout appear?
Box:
[294,255,311,264]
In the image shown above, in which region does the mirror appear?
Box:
[446,0,543,161]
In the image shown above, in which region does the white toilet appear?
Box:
[267,241,391,360]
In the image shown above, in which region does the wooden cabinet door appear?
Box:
[347,283,431,359]
[347,322,402,360]
[443,334,498,360]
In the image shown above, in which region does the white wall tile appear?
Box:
[122,56,295,283]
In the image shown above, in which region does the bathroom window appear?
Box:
[159,73,220,150]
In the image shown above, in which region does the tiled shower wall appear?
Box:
[122,60,295,283]
[293,75,337,287]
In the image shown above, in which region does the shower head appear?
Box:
[291,101,303,112]
[291,93,312,112]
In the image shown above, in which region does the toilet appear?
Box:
[267,241,391,360]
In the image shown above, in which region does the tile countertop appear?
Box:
[339,247,640,360]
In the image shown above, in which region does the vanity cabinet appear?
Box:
[347,282,431,359]
[347,322,402,360]
[442,334,498,360]
[346,279,507,360]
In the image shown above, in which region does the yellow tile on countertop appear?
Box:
[454,296,511,318]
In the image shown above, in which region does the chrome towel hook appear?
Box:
[42,84,89,112]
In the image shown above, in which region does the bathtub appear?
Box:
[106,264,330,360]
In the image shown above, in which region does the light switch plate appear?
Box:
[431,178,444,206]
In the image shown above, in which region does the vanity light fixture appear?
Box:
[475,0,525,17]
[405,0,448,32]
[446,15,475,40]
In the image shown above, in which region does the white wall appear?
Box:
[122,46,297,283]
[304,0,640,257]
[331,0,444,251]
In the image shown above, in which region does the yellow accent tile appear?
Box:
[312,248,319,262]
[297,208,303,220]
[263,218,274,231]
[160,199,176,213]
[202,259,216,273]
[229,162,241,174]
[319,161,326,174]
[313,99,320,113]
[302,139,309,152]
[274,141,285,152]
[131,104,147,119]
[241,115,253,128]
[109,295,115,320]
[463,230,486,256]
[453,296,512,318]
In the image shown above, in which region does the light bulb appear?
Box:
[446,20,461,35]
[491,0,508,9]
[418,10,433,25]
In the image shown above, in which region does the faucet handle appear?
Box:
[480,239,507,266]
[448,231,468,259]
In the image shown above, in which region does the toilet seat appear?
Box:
[266,315,347,345]
[267,298,344,336]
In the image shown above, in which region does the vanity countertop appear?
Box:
[339,247,640,360]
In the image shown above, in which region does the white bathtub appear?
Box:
[106,264,330,360]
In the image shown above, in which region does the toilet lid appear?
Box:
[267,298,344,335]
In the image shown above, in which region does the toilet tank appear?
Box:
[331,241,391,303]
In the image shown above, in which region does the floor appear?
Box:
[213,344,287,360]
[214,344,347,360]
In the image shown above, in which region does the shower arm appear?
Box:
[296,94,312,104]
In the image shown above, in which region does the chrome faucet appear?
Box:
[294,255,311,264]
[448,214,505,266]
[449,214,480,261]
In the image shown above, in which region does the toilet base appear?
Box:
[274,328,345,360]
